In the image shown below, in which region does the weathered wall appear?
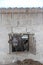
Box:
[0,11,43,63]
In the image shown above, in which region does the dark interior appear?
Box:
[12,34,29,52]
[8,33,29,52]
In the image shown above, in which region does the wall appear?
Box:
[0,12,43,64]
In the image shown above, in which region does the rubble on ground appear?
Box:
[5,59,43,65]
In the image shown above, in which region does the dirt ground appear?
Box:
[3,59,43,65]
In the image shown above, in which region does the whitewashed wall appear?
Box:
[0,13,43,64]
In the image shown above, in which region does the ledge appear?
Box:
[0,8,43,14]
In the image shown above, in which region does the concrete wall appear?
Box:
[0,12,43,63]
